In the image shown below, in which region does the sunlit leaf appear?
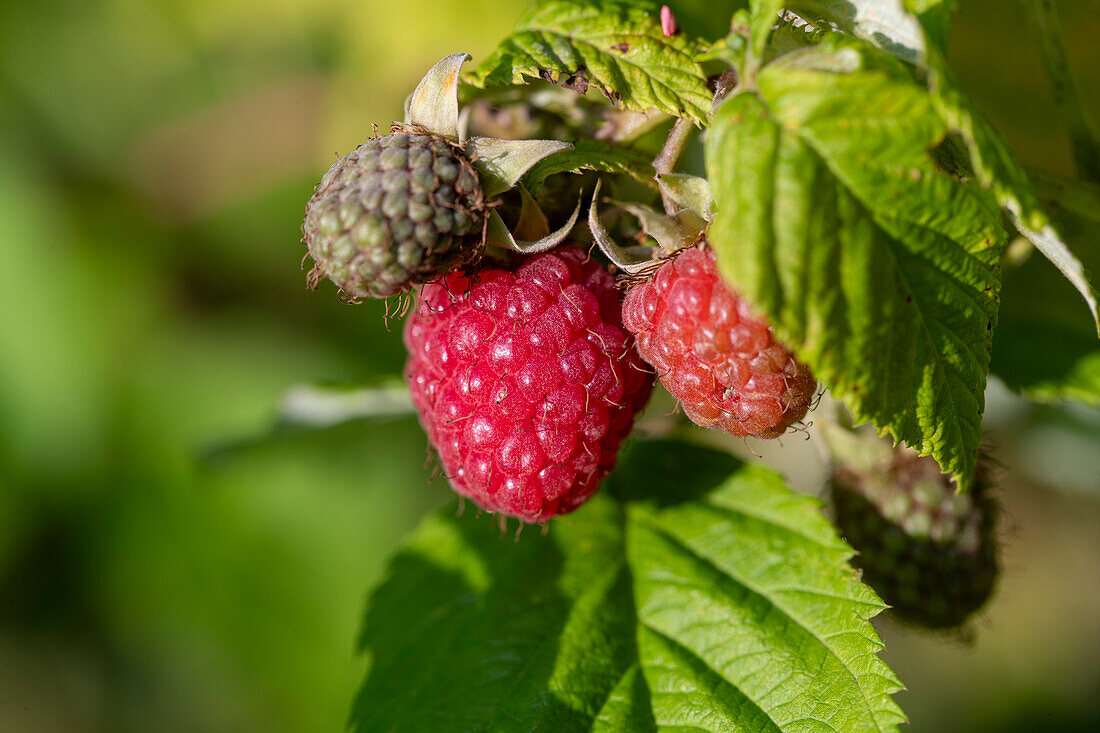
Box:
[992,175,1100,405]
[468,0,712,123]
[351,441,905,732]
[707,39,1006,491]
[922,45,1100,335]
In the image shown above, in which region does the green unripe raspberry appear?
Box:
[831,448,999,630]
[302,132,486,299]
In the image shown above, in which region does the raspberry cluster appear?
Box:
[623,247,816,439]
[404,249,653,522]
[303,133,484,299]
[832,449,999,629]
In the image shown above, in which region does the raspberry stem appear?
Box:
[653,117,694,214]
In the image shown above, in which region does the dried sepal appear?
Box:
[405,53,470,141]
[587,181,656,275]
[656,172,713,220]
[487,193,581,254]
[608,198,706,253]
[514,184,551,240]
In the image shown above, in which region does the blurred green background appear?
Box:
[1,1,1098,731]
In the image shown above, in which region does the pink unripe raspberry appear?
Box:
[623,247,816,439]
[404,249,653,522]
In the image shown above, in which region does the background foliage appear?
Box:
[1,1,1099,731]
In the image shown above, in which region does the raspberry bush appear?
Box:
[291,1,1100,730]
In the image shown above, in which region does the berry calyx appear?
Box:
[404,248,653,522]
[623,246,816,439]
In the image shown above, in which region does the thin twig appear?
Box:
[653,117,694,214]
[1026,0,1100,182]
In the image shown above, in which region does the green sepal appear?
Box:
[465,137,573,199]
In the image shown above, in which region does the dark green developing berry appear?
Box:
[831,448,999,630]
[303,132,485,299]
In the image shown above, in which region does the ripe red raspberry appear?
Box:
[404,249,653,522]
[623,247,815,439]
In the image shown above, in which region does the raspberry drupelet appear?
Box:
[623,246,816,439]
[404,248,653,522]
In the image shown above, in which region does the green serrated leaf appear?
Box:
[764,11,830,64]
[920,44,1100,335]
[351,441,904,732]
[467,0,712,124]
[992,177,1100,405]
[523,138,656,194]
[793,4,1098,334]
[749,1,785,62]
[993,257,1100,406]
[707,40,1006,491]
[786,0,927,64]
